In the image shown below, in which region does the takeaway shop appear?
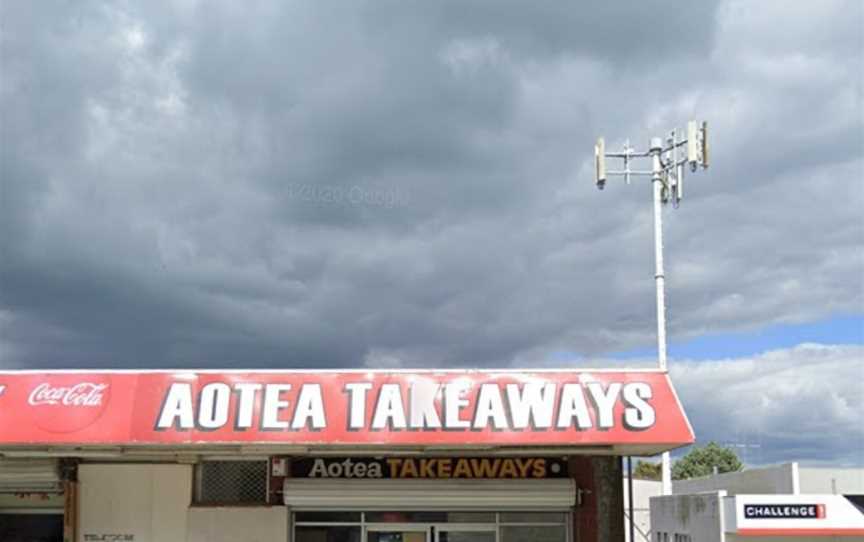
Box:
[0,369,693,542]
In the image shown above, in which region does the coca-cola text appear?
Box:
[29,383,108,407]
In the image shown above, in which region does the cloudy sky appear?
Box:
[1,1,862,466]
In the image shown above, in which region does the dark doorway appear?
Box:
[0,514,63,542]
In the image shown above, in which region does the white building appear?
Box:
[624,475,662,542]
[650,463,864,541]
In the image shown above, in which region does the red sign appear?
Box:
[0,370,693,451]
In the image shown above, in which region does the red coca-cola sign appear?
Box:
[26,376,112,433]
[28,383,108,407]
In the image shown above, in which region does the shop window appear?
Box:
[499,512,567,523]
[295,526,361,542]
[500,525,566,542]
[295,512,362,523]
[438,533,495,542]
[293,511,569,542]
[364,511,496,523]
[194,460,268,504]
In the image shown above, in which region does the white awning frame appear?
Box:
[0,458,62,494]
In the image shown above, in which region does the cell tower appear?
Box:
[593,121,709,496]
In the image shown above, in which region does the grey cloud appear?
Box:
[670,344,864,467]
[0,0,861,373]
[510,344,864,467]
[365,1,720,62]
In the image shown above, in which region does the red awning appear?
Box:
[0,370,693,456]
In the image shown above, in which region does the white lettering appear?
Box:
[309,459,328,477]
[372,384,407,430]
[234,383,262,429]
[586,382,622,429]
[367,462,383,477]
[262,384,292,430]
[622,383,655,429]
[506,382,556,429]
[156,383,194,430]
[29,383,107,407]
[344,383,372,429]
[292,384,326,430]
[444,381,471,429]
[409,381,442,429]
[472,384,508,429]
[556,383,593,429]
[341,458,355,477]
[308,459,385,478]
[198,383,231,429]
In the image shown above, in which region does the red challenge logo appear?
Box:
[27,377,112,433]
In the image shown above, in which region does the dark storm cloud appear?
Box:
[0,0,861,376]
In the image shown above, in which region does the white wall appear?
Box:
[78,463,192,542]
[79,463,288,542]
[624,478,661,542]
[799,468,864,494]
[650,493,726,542]
[186,507,287,542]
[672,464,864,497]
[673,464,797,496]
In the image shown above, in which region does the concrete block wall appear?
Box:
[650,493,725,542]
[673,463,798,496]
[799,468,864,494]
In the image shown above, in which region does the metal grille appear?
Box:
[196,460,267,504]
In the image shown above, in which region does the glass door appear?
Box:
[366,524,430,542]
[434,525,496,542]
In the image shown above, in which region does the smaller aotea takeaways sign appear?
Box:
[291,456,569,479]
[0,370,693,450]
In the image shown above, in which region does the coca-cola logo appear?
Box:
[27,376,112,433]
[29,383,108,407]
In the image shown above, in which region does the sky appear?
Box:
[1,1,862,467]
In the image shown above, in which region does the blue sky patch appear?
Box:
[609,313,864,361]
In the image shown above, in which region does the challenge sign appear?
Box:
[0,370,693,452]
[292,457,568,479]
[745,504,826,519]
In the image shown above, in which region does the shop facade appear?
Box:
[0,369,694,542]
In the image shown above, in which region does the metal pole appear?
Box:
[627,456,635,542]
[650,137,668,373]
[650,137,673,496]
